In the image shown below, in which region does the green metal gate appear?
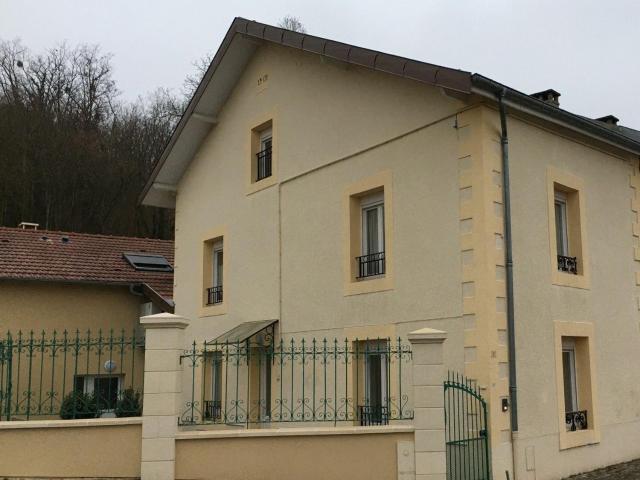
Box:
[444,372,491,480]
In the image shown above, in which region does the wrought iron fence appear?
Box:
[180,336,413,426]
[0,329,145,420]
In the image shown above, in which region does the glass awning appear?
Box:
[209,319,277,344]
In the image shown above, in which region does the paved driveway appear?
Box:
[565,459,640,479]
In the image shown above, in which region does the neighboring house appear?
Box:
[140,18,640,480]
[0,225,174,419]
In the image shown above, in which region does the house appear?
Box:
[140,18,640,480]
[0,225,174,419]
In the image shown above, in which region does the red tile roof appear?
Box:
[0,227,174,302]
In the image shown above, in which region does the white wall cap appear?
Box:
[140,313,189,329]
[407,328,447,344]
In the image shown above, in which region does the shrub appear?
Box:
[60,391,97,419]
[115,388,142,417]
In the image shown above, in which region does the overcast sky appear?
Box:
[1,0,639,127]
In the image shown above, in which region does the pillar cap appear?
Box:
[140,312,189,329]
[407,327,447,344]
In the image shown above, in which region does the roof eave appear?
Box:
[471,74,640,155]
[139,17,472,208]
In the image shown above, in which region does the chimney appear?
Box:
[18,222,39,230]
[596,115,619,126]
[531,89,561,107]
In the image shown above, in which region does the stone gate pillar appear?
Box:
[408,327,447,480]
[140,313,188,480]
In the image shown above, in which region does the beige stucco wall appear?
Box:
[0,418,142,478]
[170,39,640,480]
[173,42,467,366]
[0,281,145,420]
[0,280,143,333]
[175,429,413,480]
[505,112,640,479]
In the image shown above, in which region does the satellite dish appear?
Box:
[104,360,117,372]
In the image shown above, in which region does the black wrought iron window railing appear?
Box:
[256,146,272,181]
[356,251,385,279]
[565,410,588,431]
[204,400,222,421]
[206,286,223,305]
[358,405,389,426]
[557,255,578,274]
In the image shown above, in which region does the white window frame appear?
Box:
[212,240,223,288]
[364,339,389,409]
[259,128,272,152]
[562,338,578,414]
[361,192,385,257]
[555,191,569,257]
[75,374,124,414]
[211,351,223,403]
[260,353,272,422]
[207,351,223,420]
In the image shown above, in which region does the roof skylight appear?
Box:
[123,252,173,272]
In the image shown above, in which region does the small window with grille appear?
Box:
[204,236,224,307]
[358,191,385,279]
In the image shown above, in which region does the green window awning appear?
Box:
[210,319,277,344]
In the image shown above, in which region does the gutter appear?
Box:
[497,91,518,436]
[472,75,640,155]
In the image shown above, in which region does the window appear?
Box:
[358,339,389,426]
[554,322,599,449]
[256,128,272,182]
[260,352,272,422]
[205,352,223,421]
[358,192,385,279]
[561,338,588,432]
[207,239,223,305]
[562,339,580,423]
[123,253,173,272]
[74,374,123,411]
[555,192,569,257]
[344,171,394,295]
[247,118,277,194]
[554,190,577,274]
[202,230,226,314]
[547,168,589,288]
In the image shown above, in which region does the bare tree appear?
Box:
[0,39,177,238]
[278,16,307,33]
[181,15,307,102]
[183,52,214,99]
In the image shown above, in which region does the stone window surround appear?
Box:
[547,167,590,289]
[343,170,394,296]
[554,321,600,450]
[200,226,228,317]
[247,114,278,195]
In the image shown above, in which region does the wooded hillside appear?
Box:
[0,40,187,239]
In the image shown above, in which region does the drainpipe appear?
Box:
[498,89,518,434]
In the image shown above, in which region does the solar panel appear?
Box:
[123,252,173,272]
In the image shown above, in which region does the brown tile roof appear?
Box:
[0,227,174,302]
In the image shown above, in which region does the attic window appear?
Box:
[123,252,173,272]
